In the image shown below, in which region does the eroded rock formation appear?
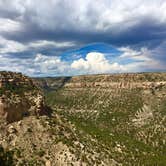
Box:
[0,71,48,123]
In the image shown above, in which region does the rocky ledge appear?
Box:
[0,71,49,123]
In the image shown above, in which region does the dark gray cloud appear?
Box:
[1,0,166,46]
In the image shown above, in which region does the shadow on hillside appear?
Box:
[34,76,72,92]
[58,77,72,89]
[41,105,53,117]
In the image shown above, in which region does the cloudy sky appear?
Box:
[0,0,166,76]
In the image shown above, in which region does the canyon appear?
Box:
[0,71,166,165]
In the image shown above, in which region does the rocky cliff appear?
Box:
[33,77,71,91]
[0,71,48,123]
[35,72,166,90]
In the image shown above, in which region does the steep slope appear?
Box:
[0,71,49,123]
[33,77,71,91]
[0,72,52,165]
[0,72,105,165]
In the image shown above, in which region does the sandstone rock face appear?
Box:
[63,73,166,89]
[0,71,48,123]
[33,77,71,91]
[35,73,166,90]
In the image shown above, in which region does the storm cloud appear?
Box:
[0,0,166,76]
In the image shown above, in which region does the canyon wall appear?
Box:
[35,72,166,90]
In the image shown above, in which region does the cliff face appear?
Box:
[33,77,71,91]
[63,73,166,89]
[0,71,47,123]
[35,73,166,90]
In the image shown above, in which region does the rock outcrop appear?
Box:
[35,72,166,90]
[63,73,166,89]
[0,71,49,123]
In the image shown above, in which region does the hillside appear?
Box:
[0,72,166,165]
[42,72,166,165]
[0,71,51,165]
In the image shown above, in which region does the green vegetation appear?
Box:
[45,79,166,165]
[1,72,166,165]
[0,83,37,96]
[0,146,15,166]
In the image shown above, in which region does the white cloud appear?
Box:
[28,40,75,49]
[118,46,165,71]
[34,53,69,75]
[119,47,153,61]
[71,48,165,75]
[0,18,21,32]
[71,52,123,74]
[119,47,142,58]
[0,48,165,76]
[0,53,70,76]
[0,36,25,53]
[0,37,76,54]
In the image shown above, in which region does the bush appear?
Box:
[0,146,15,166]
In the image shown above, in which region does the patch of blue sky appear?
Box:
[61,43,122,62]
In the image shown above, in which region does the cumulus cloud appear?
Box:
[71,49,166,75]
[71,52,123,74]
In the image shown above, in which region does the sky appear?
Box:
[0,0,166,76]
